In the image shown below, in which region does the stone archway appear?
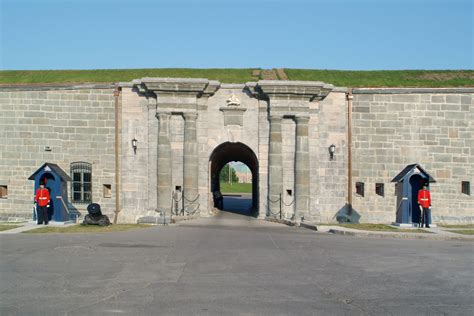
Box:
[209,142,259,217]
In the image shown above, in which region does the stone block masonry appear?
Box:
[351,89,473,224]
[0,82,472,225]
[0,86,116,220]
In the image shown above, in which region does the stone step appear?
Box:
[275,68,289,80]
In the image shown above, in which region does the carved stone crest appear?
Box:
[226,93,240,106]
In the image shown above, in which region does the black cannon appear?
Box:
[82,203,111,226]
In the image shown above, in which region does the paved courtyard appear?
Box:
[1,211,473,315]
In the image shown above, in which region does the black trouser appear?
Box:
[421,207,430,227]
[37,205,49,224]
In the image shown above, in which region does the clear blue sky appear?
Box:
[1,0,472,70]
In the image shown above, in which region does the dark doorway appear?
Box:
[40,173,56,222]
[209,142,259,217]
[409,174,423,224]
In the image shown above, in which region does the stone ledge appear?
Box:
[353,88,474,94]
[0,84,115,91]
[254,80,334,100]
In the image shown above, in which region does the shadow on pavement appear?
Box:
[221,194,253,217]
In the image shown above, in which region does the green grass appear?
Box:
[0,224,22,231]
[1,68,473,87]
[447,230,474,235]
[336,223,430,233]
[220,183,252,193]
[23,224,153,233]
[285,69,474,87]
[438,224,474,228]
[0,68,257,85]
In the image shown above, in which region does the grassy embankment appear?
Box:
[220,183,252,194]
[1,69,473,87]
[0,68,257,84]
[285,69,474,87]
[24,224,153,233]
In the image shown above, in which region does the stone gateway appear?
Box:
[0,79,472,225]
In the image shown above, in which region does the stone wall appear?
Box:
[117,86,149,223]
[310,90,349,223]
[351,89,473,224]
[1,82,472,225]
[0,86,116,221]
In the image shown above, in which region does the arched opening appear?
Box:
[209,142,259,217]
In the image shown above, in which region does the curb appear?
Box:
[327,228,474,241]
[265,217,297,227]
[299,222,318,231]
[264,219,474,241]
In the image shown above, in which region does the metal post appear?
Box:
[347,89,353,216]
[181,189,185,216]
[173,191,178,215]
[279,193,282,219]
[113,85,122,224]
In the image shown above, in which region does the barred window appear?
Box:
[70,162,92,204]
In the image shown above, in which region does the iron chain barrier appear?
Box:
[267,193,295,221]
[172,189,200,216]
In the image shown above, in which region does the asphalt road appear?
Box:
[1,211,473,315]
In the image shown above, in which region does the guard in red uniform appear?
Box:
[417,185,431,228]
[35,181,51,225]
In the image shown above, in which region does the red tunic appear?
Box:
[417,189,431,209]
[35,188,50,207]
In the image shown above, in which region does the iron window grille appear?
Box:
[70,162,92,204]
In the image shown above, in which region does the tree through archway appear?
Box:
[209,142,259,217]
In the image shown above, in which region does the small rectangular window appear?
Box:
[356,182,365,197]
[0,185,7,198]
[462,181,470,195]
[375,183,384,197]
[103,184,112,198]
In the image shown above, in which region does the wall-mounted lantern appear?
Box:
[328,144,336,160]
[132,138,138,154]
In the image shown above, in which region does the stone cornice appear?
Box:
[202,80,221,97]
[132,78,221,98]
[353,87,474,94]
[249,80,334,101]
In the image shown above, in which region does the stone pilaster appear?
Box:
[156,112,171,213]
[294,116,310,221]
[268,115,283,217]
[183,112,199,206]
[147,95,158,211]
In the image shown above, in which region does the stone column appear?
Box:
[156,112,172,213]
[294,116,310,221]
[268,115,283,217]
[183,112,199,207]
